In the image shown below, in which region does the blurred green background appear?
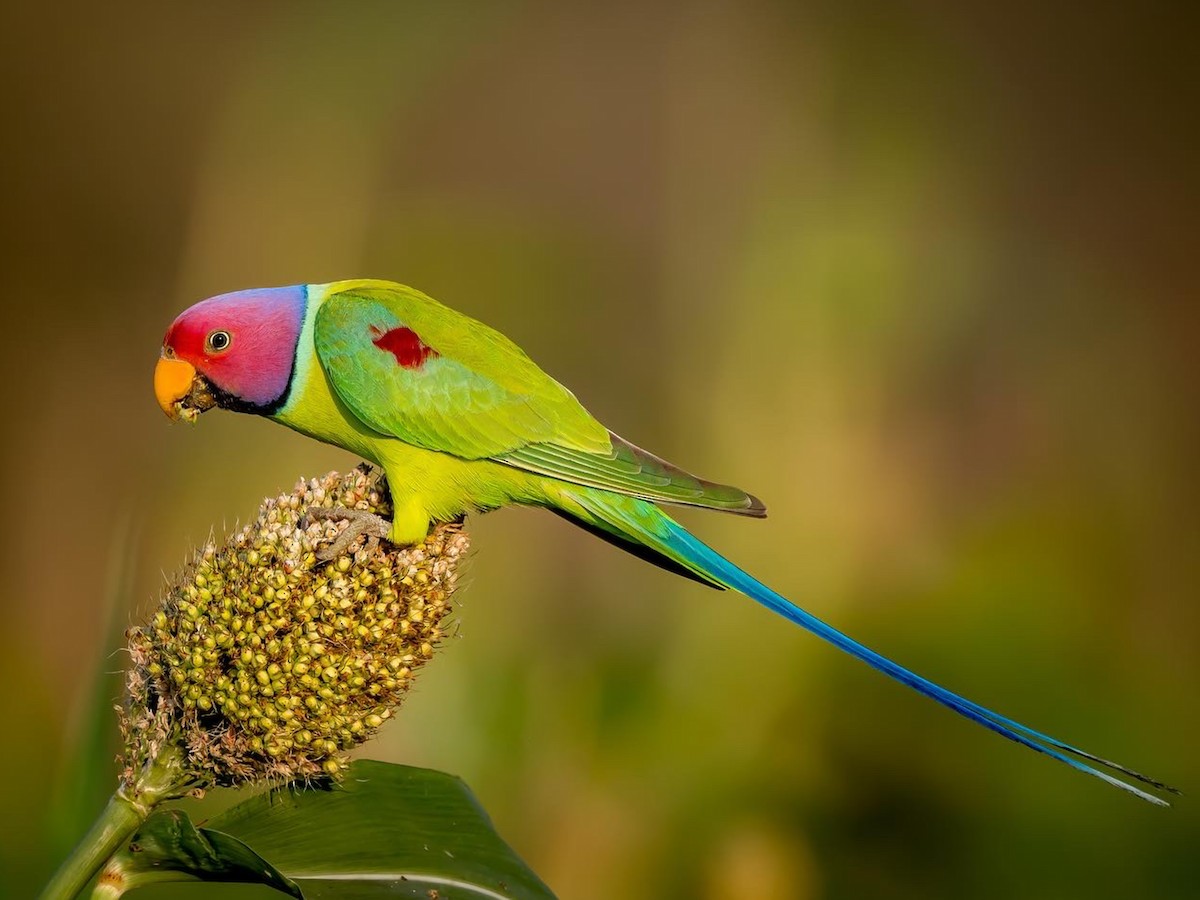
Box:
[1,2,1196,897]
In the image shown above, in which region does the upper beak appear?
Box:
[155,355,197,419]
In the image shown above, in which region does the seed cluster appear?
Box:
[122,468,466,787]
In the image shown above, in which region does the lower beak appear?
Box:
[155,356,198,418]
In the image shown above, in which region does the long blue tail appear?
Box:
[559,488,1176,805]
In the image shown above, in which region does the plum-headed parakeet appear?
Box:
[154,279,1174,803]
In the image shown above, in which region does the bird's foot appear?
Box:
[307,506,393,562]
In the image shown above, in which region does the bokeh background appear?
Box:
[2,2,1197,897]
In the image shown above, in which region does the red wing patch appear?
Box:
[370,325,438,369]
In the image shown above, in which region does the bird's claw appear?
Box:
[306,506,393,562]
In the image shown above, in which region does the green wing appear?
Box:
[314,283,765,516]
[499,436,765,516]
[314,283,609,458]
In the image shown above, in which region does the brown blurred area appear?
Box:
[1,1,1197,897]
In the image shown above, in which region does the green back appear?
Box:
[314,284,611,459]
[314,283,765,516]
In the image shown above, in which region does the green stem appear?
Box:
[39,741,192,900]
[38,792,146,900]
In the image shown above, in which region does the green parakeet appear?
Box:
[155,279,1174,803]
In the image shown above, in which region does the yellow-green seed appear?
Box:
[119,469,464,789]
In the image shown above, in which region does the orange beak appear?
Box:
[154,356,197,419]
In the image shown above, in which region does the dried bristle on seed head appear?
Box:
[121,468,467,788]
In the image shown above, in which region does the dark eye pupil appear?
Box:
[211,332,229,350]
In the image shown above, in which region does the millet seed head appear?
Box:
[121,468,466,788]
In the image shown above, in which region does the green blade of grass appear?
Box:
[47,515,138,858]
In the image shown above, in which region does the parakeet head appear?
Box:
[155,285,307,420]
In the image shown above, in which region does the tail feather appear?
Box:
[559,487,1176,805]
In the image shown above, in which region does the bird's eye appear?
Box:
[206,330,232,353]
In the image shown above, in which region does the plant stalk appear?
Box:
[39,741,192,900]
[38,792,146,900]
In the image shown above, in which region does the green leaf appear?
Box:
[99,807,301,897]
[103,760,556,899]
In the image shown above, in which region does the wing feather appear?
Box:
[314,282,765,516]
[498,434,766,517]
[314,284,610,458]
